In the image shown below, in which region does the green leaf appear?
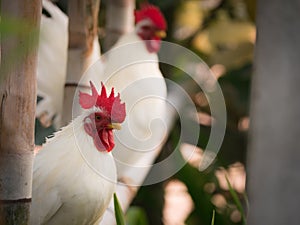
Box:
[211,210,215,225]
[126,206,149,225]
[225,175,247,224]
[114,193,126,225]
[243,192,250,217]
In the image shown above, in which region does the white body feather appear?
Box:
[30,111,116,225]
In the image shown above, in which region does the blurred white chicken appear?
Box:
[30,82,126,225]
[36,0,68,128]
[36,0,102,129]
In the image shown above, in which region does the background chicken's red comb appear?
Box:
[134,4,167,30]
[79,82,126,123]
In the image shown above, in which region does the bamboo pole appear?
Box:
[0,0,41,224]
[103,0,135,51]
[61,0,101,126]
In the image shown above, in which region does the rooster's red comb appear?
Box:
[79,81,126,123]
[135,4,167,30]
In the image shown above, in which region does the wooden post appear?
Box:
[247,0,300,224]
[103,0,135,51]
[0,0,41,224]
[61,0,101,125]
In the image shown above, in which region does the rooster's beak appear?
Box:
[108,123,122,130]
[155,30,166,39]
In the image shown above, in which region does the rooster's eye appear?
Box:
[95,115,102,121]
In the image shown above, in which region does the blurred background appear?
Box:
[129,1,254,224]
[34,0,256,224]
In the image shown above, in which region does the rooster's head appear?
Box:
[79,82,126,152]
[135,4,167,53]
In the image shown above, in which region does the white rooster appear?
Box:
[30,82,126,225]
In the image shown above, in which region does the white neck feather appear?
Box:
[42,109,117,182]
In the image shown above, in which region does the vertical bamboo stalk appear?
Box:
[61,0,100,126]
[103,0,135,51]
[0,0,41,224]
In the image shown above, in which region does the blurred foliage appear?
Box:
[131,181,165,225]
[244,0,256,22]
[131,0,253,224]
[126,206,149,225]
[225,176,246,224]
[211,210,216,225]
